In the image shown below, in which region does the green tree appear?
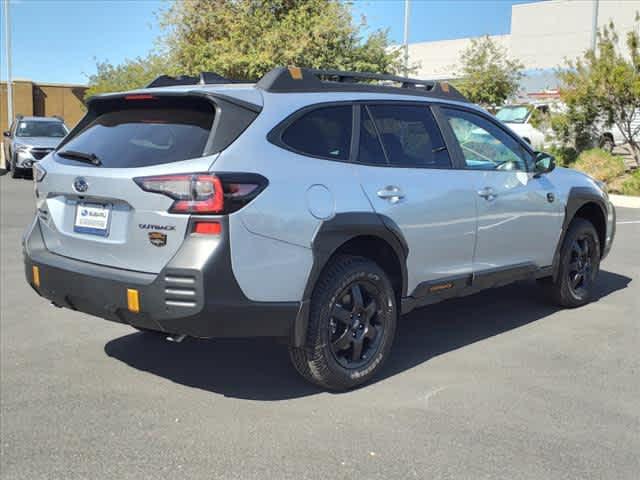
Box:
[455,35,523,108]
[159,0,402,80]
[85,54,173,98]
[558,18,640,166]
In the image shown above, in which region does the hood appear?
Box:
[15,137,64,149]
[503,122,528,134]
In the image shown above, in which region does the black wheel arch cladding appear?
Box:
[292,212,408,347]
[552,186,608,280]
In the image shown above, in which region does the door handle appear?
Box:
[377,186,405,204]
[477,187,497,201]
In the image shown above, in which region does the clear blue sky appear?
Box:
[0,0,539,84]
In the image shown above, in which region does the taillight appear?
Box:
[134,173,267,215]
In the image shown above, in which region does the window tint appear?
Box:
[443,108,530,171]
[58,99,215,168]
[364,104,450,168]
[358,107,387,165]
[282,106,352,160]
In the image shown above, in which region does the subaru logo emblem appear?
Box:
[73,177,88,193]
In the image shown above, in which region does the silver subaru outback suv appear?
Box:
[24,67,615,390]
[3,115,69,178]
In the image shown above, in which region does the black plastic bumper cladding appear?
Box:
[23,217,299,339]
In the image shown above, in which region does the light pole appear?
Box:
[591,0,599,51]
[403,0,410,77]
[3,0,13,128]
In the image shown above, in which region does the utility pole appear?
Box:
[3,0,13,128]
[591,0,599,51]
[403,0,410,77]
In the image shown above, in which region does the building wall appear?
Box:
[0,80,87,134]
[511,0,640,70]
[408,35,510,80]
[408,0,640,81]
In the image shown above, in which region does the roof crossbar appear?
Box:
[256,66,469,103]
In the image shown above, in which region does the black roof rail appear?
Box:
[146,72,237,88]
[256,66,469,103]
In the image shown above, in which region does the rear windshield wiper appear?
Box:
[57,149,102,166]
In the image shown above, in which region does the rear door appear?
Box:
[36,95,235,273]
[355,102,478,295]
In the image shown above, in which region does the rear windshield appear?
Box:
[57,99,214,168]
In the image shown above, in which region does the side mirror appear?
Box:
[533,152,556,177]
[3,131,10,138]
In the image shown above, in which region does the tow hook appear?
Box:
[165,334,187,343]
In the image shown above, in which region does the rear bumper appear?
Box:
[23,217,300,339]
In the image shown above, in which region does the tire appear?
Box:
[546,218,601,308]
[600,136,614,153]
[10,158,20,179]
[289,255,397,391]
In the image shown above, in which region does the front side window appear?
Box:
[362,104,450,168]
[443,108,530,171]
[16,121,67,138]
[358,107,387,165]
[281,106,352,160]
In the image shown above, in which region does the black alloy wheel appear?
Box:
[328,280,387,369]
[566,233,597,298]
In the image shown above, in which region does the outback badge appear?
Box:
[148,231,167,247]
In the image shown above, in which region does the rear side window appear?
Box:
[57,98,214,168]
[358,107,387,165]
[281,106,352,160]
[365,104,450,168]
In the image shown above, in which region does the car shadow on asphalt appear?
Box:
[104,270,631,400]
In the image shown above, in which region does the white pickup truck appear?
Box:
[495,104,552,149]
[496,103,637,153]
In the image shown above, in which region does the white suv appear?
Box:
[23,67,616,390]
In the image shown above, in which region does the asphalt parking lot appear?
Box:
[1,174,639,479]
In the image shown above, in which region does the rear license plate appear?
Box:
[74,203,111,236]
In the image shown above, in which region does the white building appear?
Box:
[407,0,640,89]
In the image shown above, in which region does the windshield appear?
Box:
[58,100,214,168]
[495,106,531,124]
[16,121,68,138]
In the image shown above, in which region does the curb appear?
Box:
[609,194,640,209]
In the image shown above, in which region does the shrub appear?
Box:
[547,145,578,167]
[572,148,626,183]
[620,170,640,196]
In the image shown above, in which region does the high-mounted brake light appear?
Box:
[124,94,155,101]
[134,173,268,215]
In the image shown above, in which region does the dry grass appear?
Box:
[572,148,627,183]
